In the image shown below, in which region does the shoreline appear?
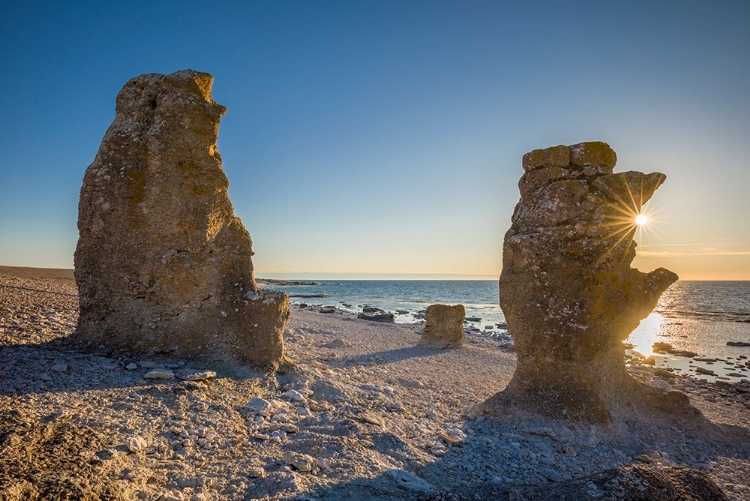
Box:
[2,266,749,382]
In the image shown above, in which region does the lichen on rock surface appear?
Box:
[73,69,289,368]
[484,141,690,422]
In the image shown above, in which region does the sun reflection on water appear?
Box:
[626,312,663,357]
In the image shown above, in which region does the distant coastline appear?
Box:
[0,265,74,280]
[255,278,319,286]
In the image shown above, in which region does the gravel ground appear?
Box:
[1,267,748,500]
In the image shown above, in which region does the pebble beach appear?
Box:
[1,266,749,500]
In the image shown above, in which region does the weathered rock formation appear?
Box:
[418,304,465,349]
[485,142,686,421]
[73,70,289,368]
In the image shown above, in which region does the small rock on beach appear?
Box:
[144,369,175,380]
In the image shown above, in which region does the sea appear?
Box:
[262,280,750,382]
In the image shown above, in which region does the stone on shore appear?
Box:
[418,304,465,349]
[144,369,175,380]
[283,451,315,472]
[72,69,289,368]
[126,435,148,453]
[485,141,687,422]
[178,370,216,381]
[357,312,395,323]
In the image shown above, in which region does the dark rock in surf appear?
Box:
[357,312,395,323]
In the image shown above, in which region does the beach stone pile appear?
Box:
[486,141,682,421]
[418,304,466,349]
[73,70,289,368]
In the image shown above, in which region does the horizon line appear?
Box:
[1,265,748,282]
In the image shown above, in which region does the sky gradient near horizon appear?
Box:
[1,1,749,280]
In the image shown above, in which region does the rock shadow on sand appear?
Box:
[302,405,749,500]
[327,346,450,368]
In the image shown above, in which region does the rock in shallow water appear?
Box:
[357,312,395,323]
[72,69,289,368]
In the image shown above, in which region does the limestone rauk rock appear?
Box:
[418,304,465,349]
[73,70,289,368]
[485,141,687,422]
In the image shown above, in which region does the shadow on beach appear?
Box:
[302,402,750,500]
[328,346,448,367]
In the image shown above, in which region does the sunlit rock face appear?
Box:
[486,141,680,421]
[73,70,289,368]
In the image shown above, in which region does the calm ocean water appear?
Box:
[264,280,750,380]
[262,280,504,329]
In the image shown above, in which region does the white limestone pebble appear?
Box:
[50,363,68,372]
[281,390,306,403]
[283,451,315,472]
[441,427,467,444]
[387,469,435,493]
[144,369,175,379]
[179,370,217,381]
[126,435,148,453]
[247,397,273,416]
[362,412,384,426]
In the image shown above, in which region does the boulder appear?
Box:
[485,141,688,422]
[418,304,465,349]
[73,70,289,368]
[357,312,395,323]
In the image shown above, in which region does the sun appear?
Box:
[596,178,664,265]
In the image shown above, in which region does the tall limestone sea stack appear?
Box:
[73,70,289,368]
[485,141,687,422]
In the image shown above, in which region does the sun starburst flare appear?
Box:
[595,175,666,265]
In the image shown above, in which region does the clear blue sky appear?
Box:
[1,0,749,279]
